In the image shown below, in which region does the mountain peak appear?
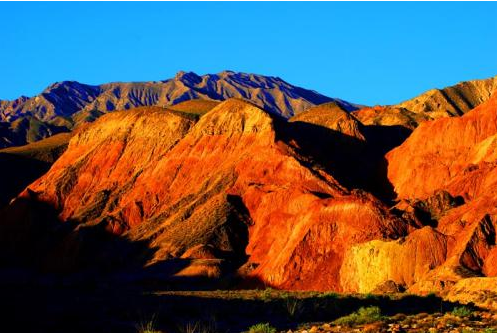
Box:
[174,71,202,84]
[190,98,274,138]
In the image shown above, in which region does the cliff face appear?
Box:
[0,99,405,290]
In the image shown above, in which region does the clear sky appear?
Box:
[1,2,497,105]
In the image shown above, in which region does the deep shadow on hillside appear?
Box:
[0,153,51,207]
[0,192,250,290]
[277,120,408,203]
[0,133,70,208]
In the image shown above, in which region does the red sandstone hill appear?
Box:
[2,80,497,298]
[0,99,405,290]
[387,93,497,201]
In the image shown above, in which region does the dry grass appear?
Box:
[0,132,71,162]
[169,99,220,116]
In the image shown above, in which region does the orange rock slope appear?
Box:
[342,93,497,293]
[3,89,497,295]
[387,93,497,200]
[0,99,405,290]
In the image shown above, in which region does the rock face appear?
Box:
[444,277,497,310]
[338,93,497,293]
[0,71,358,148]
[387,93,497,200]
[340,227,450,293]
[0,99,406,290]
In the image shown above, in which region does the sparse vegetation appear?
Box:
[451,305,473,317]
[179,322,199,333]
[285,297,303,319]
[461,328,475,333]
[334,306,383,326]
[260,287,275,302]
[178,319,218,333]
[484,329,497,333]
[319,291,339,299]
[248,323,277,333]
[137,318,161,333]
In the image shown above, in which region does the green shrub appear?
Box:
[248,323,277,333]
[319,291,339,299]
[451,306,472,317]
[260,288,275,301]
[364,293,379,300]
[483,329,497,333]
[334,306,383,326]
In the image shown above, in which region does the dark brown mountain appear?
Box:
[0,71,359,148]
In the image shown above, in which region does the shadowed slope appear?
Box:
[0,133,71,207]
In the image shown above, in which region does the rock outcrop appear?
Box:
[340,226,450,293]
[337,91,497,294]
[444,277,497,310]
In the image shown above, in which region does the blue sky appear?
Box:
[1,2,496,105]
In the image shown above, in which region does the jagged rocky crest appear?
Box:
[0,71,357,148]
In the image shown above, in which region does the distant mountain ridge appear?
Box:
[0,71,357,148]
[397,75,497,118]
[352,76,497,130]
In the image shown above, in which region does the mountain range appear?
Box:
[0,71,358,148]
[1,71,497,306]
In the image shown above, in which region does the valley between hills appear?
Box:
[1,71,497,333]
